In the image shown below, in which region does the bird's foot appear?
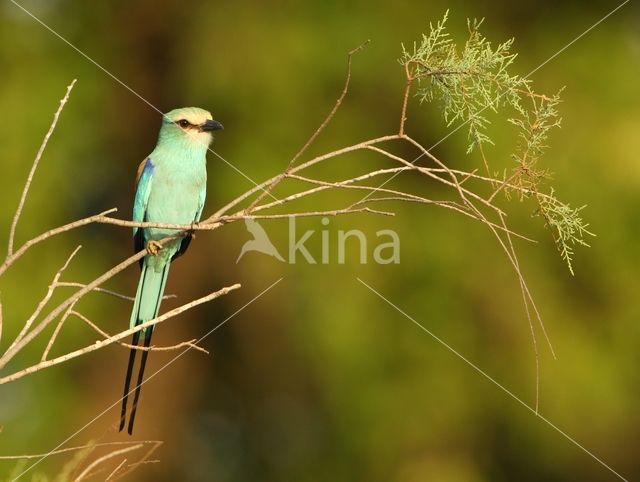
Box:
[146,240,162,255]
[189,222,198,239]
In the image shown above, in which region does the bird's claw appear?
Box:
[146,240,162,255]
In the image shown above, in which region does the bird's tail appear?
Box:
[119,260,170,434]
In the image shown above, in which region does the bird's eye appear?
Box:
[177,119,190,128]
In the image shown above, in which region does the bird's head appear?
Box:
[158,107,223,148]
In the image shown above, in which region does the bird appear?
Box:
[236,218,285,263]
[119,107,223,435]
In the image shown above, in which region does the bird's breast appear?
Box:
[145,162,206,239]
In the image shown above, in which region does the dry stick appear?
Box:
[88,458,160,482]
[350,195,535,242]
[209,134,402,221]
[41,299,78,362]
[406,134,553,410]
[365,144,507,217]
[285,172,432,204]
[56,283,137,302]
[73,443,144,482]
[483,210,546,411]
[280,173,528,239]
[6,245,82,357]
[428,167,556,203]
[476,139,542,407]
[0,248,146,370]
[399,63,414,136]
[0,283,240,384]
[222,207,394,221]
[244,40,370,214]
[105,460,160,482]
[0,441,160,460]
[282,171,517,233]
[105,459,128,481]
[56,282,177,302]
[477,138,556,361]
[248,180,411,214]
[7,79,77,257]
[0,208,117,278]
[106,441,162,481]
[69,311,209,354]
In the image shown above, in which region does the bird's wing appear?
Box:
[133,158,154,254]
[195,184,207,222]
[171,183,206,262]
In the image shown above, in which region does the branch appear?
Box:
[0,208,117,278]
[0,283,241,384]
[69,310,209,354]
[7,79,77,257]
[0,249,146,370]
[73,443,145,482]
[5,245,82,358]
[244,40,370,213]
[0,441,161,460]
[57,282,177,302]
[208,135,401,221]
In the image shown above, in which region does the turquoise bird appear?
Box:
[119,107,223,434]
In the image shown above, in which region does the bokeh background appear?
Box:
[1,0,639,480]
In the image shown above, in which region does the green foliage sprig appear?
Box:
[401,11,593,273]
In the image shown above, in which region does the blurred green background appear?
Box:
[1,0,639,480]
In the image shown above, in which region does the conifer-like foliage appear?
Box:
[401,12,593,274]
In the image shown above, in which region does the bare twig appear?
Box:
[57,282,177,302]
[399,62,414,135]
[0,208,117,278]
[6,245,82,358]
[7,79,77,257]
[69,310,209,354]
[41,300,78,362]
[222,207,394,221]
[0,248,147,370]
[209,135,401,221]
[105,458,128,481]
[104,440,162,481]
[0,441,160,460]
[0,283,240,384]
[73,443,144,482]
[244,40,370,213]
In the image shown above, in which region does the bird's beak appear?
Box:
[200,119,224,132]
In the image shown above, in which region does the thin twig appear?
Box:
[0,208,117,278]
[105,458,128,481]
[222,207,394,222]
[57,282,177,302]
[0,441,160,460]
[0,248,146,370]
[70,310,209,354]
[73,443,144,482]
[399,63,414,135]
[6,245,82,358]
[41,299,78,362]
[7,79,77,257]
[208,135,401,221]
[105,440,162,481]
[0,283,241,384]
[244,40,370,213]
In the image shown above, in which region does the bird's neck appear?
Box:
[151,137,208,168]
